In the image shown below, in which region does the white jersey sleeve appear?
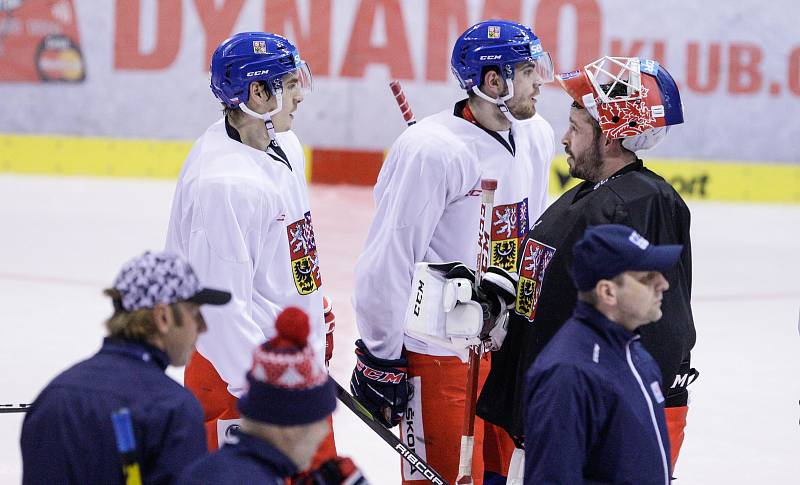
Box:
[353,121,477,359]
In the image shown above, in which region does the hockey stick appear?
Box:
[0,403,30,413]
[334,380,449,485]
[389,80,416,126]
[456,179,497,485]
[111,408,144,485]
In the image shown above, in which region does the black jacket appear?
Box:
[478,160,695,440]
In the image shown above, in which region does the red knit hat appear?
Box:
[237,307,336,425]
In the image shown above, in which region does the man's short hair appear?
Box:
[102,288,184,340]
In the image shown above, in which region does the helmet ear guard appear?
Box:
[556,56,685,151]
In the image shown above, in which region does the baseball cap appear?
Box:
[238,307,336,425]
[571,224,683,291]
[112,251,231,312]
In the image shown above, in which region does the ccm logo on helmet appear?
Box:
[246,70,270,77]
[479,55,502,60]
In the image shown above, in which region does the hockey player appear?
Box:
[350,20,555,484]
[21,251,231,484]
[478,56,698,472]
[165,32,337,462]
[177,308,366,485]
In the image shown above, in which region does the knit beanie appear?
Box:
[238,307,336,425]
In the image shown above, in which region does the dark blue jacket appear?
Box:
[176,429,298,484]
[524,302,672,485]
[20,338,207,485]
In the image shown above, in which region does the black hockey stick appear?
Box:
[334,381,449,485]
[0,403,30,413]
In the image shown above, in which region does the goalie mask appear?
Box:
[556,57,684,151]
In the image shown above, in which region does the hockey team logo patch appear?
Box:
[488,26,501,38]
[287,211,323,295]
[490,198,529,273]
[253,40,267,54]
[515,238,556,322]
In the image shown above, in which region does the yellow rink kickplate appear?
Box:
[1,134,799,204]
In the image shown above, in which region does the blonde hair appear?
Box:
[102,288,159,341]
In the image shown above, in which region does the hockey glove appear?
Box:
[323,296,335,365]
[432,263,517,351]
[350,339,413,428]
[296,456,368,485]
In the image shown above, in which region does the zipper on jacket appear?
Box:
[625,336,670,485]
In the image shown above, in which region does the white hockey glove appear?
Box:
[442,263,517,351]
[403,262,517,359]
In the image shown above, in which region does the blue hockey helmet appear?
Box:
[210,32,312,110]
[451,20,553,91]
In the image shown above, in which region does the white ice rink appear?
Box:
[0,174,798,484]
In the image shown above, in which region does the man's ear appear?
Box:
[599,135,619,158]
[152,303,171,334]
[249,82,261,102]
[480,69,505,98]
[596,280,617,305]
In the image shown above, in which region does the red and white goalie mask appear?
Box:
[556,56,685,151]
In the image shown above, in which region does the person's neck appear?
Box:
[593,304,643,333]
[591,153,638,183]
[467,96,511,132]
[240,419,305,469]
[229,113,270,151]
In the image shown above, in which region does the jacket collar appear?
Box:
[100,337,170,370]
[229,429,299,478]
[573,158,644,202]
[573,301,637,348]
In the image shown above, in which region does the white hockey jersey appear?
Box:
[165,118,325,397]
[354,106,555,360]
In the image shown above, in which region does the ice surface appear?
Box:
[0,174,798,483]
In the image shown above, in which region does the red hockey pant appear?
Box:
[184,351,337,465]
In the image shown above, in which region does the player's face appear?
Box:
[562,106,604,182]
[267,71,305,132]
[162,302,207,366]
[614,271,670,329]
[506,61,543,119]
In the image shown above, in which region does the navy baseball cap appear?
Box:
[112,251,231,312]
[571,224,683,291]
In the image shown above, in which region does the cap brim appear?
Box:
[633,244,683,274]
[187,288,232,306]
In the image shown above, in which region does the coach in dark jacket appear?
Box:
[20,251,231,485]
[524,224,679,484]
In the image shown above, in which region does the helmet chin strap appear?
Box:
[470,81,518,125]
[238,88,284,143]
